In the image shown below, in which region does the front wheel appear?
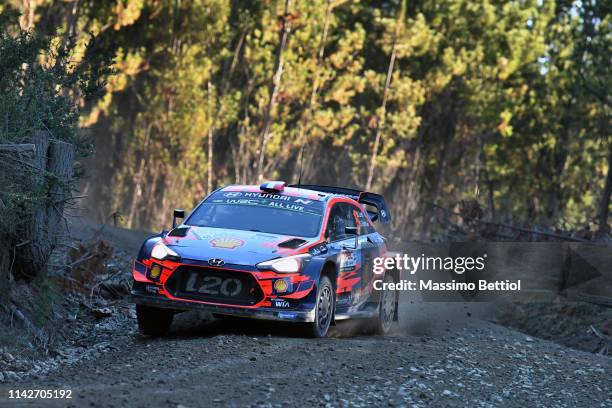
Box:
[373,273,398,334]
[303,275,335,338]
[136,304,174,336]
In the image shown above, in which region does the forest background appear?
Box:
[1,0,610,243]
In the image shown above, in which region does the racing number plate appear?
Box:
[184,272,243,297]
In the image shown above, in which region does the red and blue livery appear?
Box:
[130,182,398,337]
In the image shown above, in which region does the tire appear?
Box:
[373,273,398,335]
[136,304,174,336]
[303,275,335,338]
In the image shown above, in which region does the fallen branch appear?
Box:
[431,203,587,242]
[589,325,611,356]
[589,325,612,341]
[570,293,612,308]
[89,269,123,298]
[0,143,36,156]
[3,303,48,350]
[99,281,128,299]
[52,194,87,205]
[491,222,587,242]
[68,252,99,269]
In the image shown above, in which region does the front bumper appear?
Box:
[130,291,316,323]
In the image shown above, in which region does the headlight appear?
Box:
[257,254,311,273]
[151,242,179,261]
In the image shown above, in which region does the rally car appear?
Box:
[130,181,398,338]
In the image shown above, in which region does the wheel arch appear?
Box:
[321,261,338,289]
[319,260,338,325]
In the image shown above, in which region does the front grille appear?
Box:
[165,266,263,306]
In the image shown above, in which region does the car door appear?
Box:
[350,204,380,303]
[325,202,366,309]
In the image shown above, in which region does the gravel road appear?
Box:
[1,220,609,408]
[1,308,610,408]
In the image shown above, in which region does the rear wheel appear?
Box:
[374,273,398,335]
[303,275,334,338]
[136,304,174,336]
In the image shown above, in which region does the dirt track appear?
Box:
[1,220,610,407]
[1,308,610,408]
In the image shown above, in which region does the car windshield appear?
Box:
[186,190,324,237]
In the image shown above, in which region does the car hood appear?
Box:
[161,226,315,266]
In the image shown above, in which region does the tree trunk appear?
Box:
[366,0,406,191]
[46,140,75,257]
[484,169,495,221]
[67,0,80,38]
[127,127,151,229]
[256,0,292,182]
[19,0,36,30]
[384,139,424,241]
[418,118,454,237]
[47,141,76,242]
[207,30,246,192]
[207,80,214,195]
[15,131,50,280]
[127,155,146,229]
[382,117,429,241]
[0,240,10,301]
[598,145,612,235]
[14,134,76,280]
[292,0,332,184]
[235,79,254,184]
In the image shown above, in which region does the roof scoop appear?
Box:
[260,181,286,193]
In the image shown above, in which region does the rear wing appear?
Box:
[288,184,392,224]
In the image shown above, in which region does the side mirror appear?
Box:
[343,226,359,250]
[173,209,185,228]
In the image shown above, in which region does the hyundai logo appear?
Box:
[208,258,225,267]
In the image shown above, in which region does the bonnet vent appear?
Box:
[277,238,307,249]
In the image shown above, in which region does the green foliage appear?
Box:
[0,10,111,235]
[4,0,609,237]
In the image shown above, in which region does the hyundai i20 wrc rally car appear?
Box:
[130,181,399,338]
